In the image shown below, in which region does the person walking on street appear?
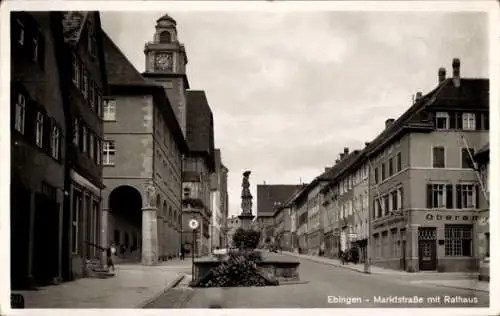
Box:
[180,247,185,260]
[106,242,117,273]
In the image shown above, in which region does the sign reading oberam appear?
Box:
[425,213,478,221]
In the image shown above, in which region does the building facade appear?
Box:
[367,59,489,272]
[209,149,228,251]
[475,144,489,280]
[219,164,229,248]
[11,12,69,288]
[63,11,108,278]
[181,90,215,257]
[100,27,188,265]
[256,184,302,246]
[226,215,241,248]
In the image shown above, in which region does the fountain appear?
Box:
[190,171,301,288]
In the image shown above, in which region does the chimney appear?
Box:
[415,91,423,102]
[365,142,371,147]
[344,147,349,155]
[452,58,460,87]
[335,159,340,164]
[324,167,331,173]
[438,67,446,83]
[385,118,395,129]
[339,153,345,160]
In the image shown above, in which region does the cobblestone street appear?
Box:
[147,254,489,308]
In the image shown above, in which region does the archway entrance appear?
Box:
[109,186,142,263]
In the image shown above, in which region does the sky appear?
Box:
[100,10,489,217]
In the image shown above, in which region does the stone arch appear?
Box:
[108,185,143,258]
[162,201,167,219]
[159,30,171,43]
[156,194,161,210]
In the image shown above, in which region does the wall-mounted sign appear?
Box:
[425,213,478,221]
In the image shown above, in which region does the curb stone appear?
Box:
[284,252,368,274]
[137,274,186,308]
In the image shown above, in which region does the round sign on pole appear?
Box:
[189,219,199,230]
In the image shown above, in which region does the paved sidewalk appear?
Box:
[410,279,490,293]
[283,251,479,281]
[11,262,188,309]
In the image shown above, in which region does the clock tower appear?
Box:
[143,13,189,138]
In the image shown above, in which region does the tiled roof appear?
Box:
[102,31,149,86]
[257,184,303,216]
[186,90,215,170]
[320,75,489,192]
[62,11,88,44]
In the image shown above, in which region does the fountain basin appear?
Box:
[191,250,301,287]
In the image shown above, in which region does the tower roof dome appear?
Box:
[157,13,177,25]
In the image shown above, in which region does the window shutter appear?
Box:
[456,184,462,209]
[25,100,36,141]
[426,184,433,208]
[476,185,480,209]
[456,113,463,129]
[449,112,456,129]
[476,112,482,130]
[446,184,453,209]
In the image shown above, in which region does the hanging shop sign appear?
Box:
[425,213,478,221]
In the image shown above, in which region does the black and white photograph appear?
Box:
[1,0,498,314]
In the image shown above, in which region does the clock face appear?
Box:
[154,53,173,71]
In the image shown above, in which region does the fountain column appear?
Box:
[238,171,255,230]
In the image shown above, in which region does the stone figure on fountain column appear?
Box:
[241,171,253,215]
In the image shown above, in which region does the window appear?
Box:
[398,187,404,210]
[432,146,445,168]
[435,112,449,130]
[483,113,489,130]
[17,19,24,45]
[96,139,102,165]
[461,148,475,169]
[73,118,79,145]
[391,191,398,211]
[103,99,116,121]
[103,140,116,165]
[383,195,389,216]
[82,126,88,152]
[382,232,388,257]
[32,37,39,62]
[72,54,80,87]
[391,229,398,257]
[381,163,386,180]
[15,93,26,133]
[445,225,472,256]
[389,158,394,176]
[462,113,476,130]
[426,183,449,209]
[35,112,44,147]
[456,184,477,209]
[89,82,95,110]
[159,31,172,43]
[82,69,88,98]
[51,125,60,159]
[374,167,379,184]
[89,133,94,159]
[485,233,490,258]
[396,152,402,171]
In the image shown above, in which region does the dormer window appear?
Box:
[159,31,171,43]
[435,112,449,130]
[462,113,476,130]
